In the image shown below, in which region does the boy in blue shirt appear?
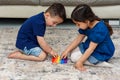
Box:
[8,3,66,61]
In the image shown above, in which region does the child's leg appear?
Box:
[70,47,82,63]
[8,47,47,61]
[70,47,93,65]
[70,47,114,67]
[8,51,47,61]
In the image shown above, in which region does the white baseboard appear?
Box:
[109,20,120,26]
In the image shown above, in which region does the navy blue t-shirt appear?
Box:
[16,12,46,50]
[78,20,115,61]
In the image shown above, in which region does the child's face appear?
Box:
[73,20,88,30]
[45,12,63,27]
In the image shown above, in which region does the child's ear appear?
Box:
[45,12,51,18]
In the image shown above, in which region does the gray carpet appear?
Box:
[0,19,120,80]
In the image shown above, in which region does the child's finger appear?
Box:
[54,55,58,57]
[63,56,66,59]
[60,55,64,59]
[62,55,66,59]
[53,55,56,58]
[79,67,86,71]
[53,54,58,58]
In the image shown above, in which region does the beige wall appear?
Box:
[0,5,120,18]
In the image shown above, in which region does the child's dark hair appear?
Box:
[45,3,66,21]
[71,4,113,35]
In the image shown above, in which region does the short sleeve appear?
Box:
[89,26,108,43]
[78,29,85,34]
[32,22,46,37]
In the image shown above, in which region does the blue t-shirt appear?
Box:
[78,20,115,61]
[16,12,46,50]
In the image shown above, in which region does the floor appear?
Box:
[0,19,120,80]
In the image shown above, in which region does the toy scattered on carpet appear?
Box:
[52,56,67,64]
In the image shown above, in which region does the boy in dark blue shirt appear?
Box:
[8,3,66,61]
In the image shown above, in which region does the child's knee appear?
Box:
[37,52,47,61]
[70,51,82,63]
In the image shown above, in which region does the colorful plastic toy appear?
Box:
[52,56,67,64]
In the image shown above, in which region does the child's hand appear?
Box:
[50,49,58,58]
[74,61,86,71]
[60,51,68,59]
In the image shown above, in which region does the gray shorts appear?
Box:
[21,47,42,57]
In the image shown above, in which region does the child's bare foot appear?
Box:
[8,51,23,59]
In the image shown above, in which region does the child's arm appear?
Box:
[37,36,58,57]
[61,34,85,59]
[75,41,98,71]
